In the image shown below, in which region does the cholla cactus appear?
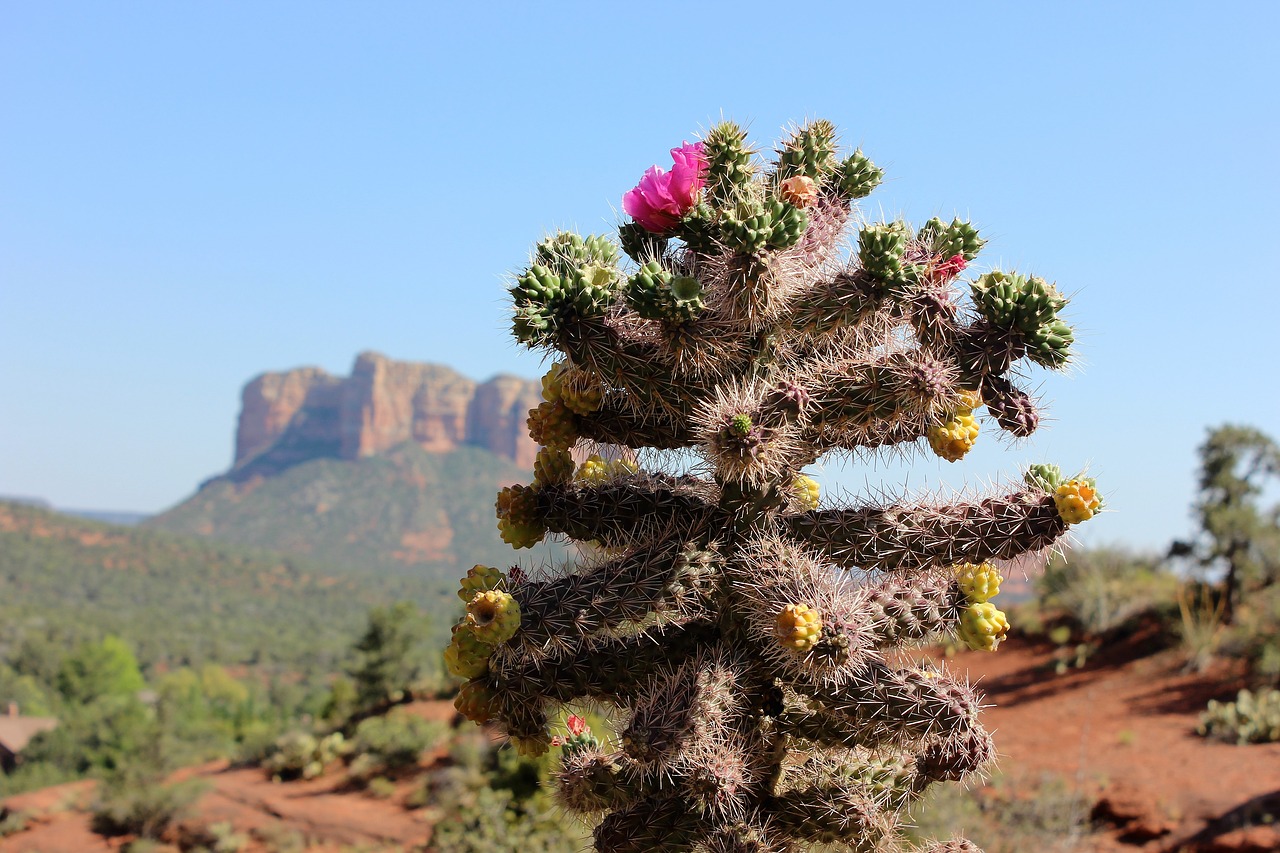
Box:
[447,119,1102,852]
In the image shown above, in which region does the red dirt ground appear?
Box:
[958,630,1280,853]
[2,653,1277,852]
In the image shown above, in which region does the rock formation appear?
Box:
[232,352,540,479]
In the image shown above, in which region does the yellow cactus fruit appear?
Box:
[496,484,546,549]
[1054,478,1102,525]
[957,389,983,412]
[559,378,604,416]
[465,589,522,645]
[511,734,550,758]
[526,400,578,450]
[609,457,640,477]
[955,562,1003,604]
[454,680,498,725]
[791,474,820,510]
[776,603,823,653]
[533,446,575,486]
[458,564,504,601]
[928,410,980,462]
[576,454,611,485]
[958,602,1010,652]
[541,362,567,403]
[444,624,492,679]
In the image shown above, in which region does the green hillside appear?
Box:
[0,500,453,675]
[147,442,560,582]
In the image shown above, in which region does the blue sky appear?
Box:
[2,2,1277,551]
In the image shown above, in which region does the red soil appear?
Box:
[959,630,1280,852]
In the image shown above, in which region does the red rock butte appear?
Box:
[234,351,541,475]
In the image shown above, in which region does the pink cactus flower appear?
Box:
[566,714,589,737]
[934,253,968,280]
[622,141,708,233]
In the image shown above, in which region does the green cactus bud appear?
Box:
[835,149,883,200]
[534,231,619,277]
[704,121,756,204]
[722,198,808,254]
[858,222,922,285]
[919,217,985,261]
[1025,318,1074,368]
[1024,463,1064,492]
[776,119,838,182]
[618,221,669,263]
[626,261,705,322]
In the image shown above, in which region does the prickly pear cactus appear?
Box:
[446,119,1101,852]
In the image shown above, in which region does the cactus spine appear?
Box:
[447,118,1100,852]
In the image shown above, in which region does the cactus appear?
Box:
[452,118,1101,852]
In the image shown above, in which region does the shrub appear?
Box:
[1037,548,1176,638]
[261,730,346,781]
[349,710,444,775]
[1198,688,1280,744]
[90,774,207,839]
[0,807,30,838]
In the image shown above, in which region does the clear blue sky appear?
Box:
[2,2,1277,552]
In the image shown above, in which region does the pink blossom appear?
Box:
[566,714,589,737]
[934,254,968,280]
[622,141,708,233]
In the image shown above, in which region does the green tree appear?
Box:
[348,602,431,712]
[1172,424,1280,624]
[56,636,146,705]
[1172,422,1280,622]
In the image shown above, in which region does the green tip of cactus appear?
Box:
[776,119,838,182]
[920,217,985,261]
[1023,463,1064,492]
[730,414,754,437]
[836,149,883,199]
[704,120,756,204]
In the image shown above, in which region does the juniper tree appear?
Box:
[444,119,1102,852]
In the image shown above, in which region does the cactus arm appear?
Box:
[537,475,720,549]
[576,401,695,450]
[504,541,706,658]
[555,747,656,814]
[488,619,718,708]
[785,488,1067,573]
[592,796,701,853]
[766,781,889,845]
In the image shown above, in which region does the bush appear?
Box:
[0,807,30,838]
[366,776,397,799]
[905,772,1095,852]
[348,710,444,775]
[422,732,587,852]
[1220,584,1280,685]
[261,730,346,781]
[1198,688,1280,744]
[91,774,207,839]
[1037,548,1177,638]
